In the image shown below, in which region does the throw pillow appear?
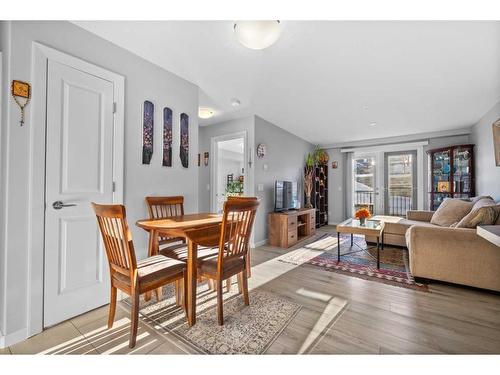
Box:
[495,204,500,225]
[455,206,499,228]
[472,197,496,210]
[471,195,494,204]
[430,198,473,227]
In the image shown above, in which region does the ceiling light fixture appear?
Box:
[231,98,241,107]
[369,122,377,127]
[233,21,282,50]
[198,107,215,119]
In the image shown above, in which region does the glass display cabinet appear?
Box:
[428,144,475,210]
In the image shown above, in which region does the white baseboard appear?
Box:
[328,221,340,226]
[0,327,28,348]
[252,239,268,248]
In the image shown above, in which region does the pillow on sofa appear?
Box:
[454,206,499,228]
[430,198,473,227]
[470,195,494,204]
[472,197,496,210]
[495,204,500,225]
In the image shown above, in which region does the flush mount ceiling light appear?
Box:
[233,21,282,50]
[198,107,215,119]
[369,122,377,127]
[230,98,241,107]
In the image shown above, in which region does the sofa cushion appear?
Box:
[471,195,494,204]
[495,204,500,225]
[430,198,473,227]
[454,206,499,228]
[384,218,440,236]
[472,197,496,210]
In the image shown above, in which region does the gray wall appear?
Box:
[471,100,500,201]
[198,116,255,212]
[0,21,198,342]
[326,133,471,223]
[253,116,313,244]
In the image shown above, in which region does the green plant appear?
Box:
[313,145,329,165]
[226,181,243,195]
[306,153,315,169]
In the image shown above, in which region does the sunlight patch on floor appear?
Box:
[295,287,347,354]
[249,236,341,290]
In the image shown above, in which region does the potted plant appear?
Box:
[354,207,371,226]
[313,145,329,165]
[304,153,315,208]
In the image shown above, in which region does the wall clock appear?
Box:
[257,143,267,158]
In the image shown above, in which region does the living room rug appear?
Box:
[122,283,302,354]
[279,233,429,292]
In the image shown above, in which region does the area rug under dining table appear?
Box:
[122,282,302,354]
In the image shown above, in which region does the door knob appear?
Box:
[52,201,77,210]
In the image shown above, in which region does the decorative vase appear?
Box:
[359,217,366,226]
[305,195,313,208]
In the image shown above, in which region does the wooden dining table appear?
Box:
[136,213,223,326]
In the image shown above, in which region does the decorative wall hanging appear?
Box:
[11,80,31,126]
[493,119,500,166]
[142,100,154,165]
[257,143,267,158]
[332,161,338,169]
[180,113,189,168]
[162,107,173,167]
[204,152,209,166]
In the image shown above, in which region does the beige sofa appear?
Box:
[365,200,500,292]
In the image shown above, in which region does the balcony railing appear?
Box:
[354,189,414,217]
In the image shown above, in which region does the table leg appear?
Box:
[145,229,160,302]
[350,233,353,247]
[337,232,341,262]
[381,232,384,250]
[187,240,198,326]
[376,236,380,269]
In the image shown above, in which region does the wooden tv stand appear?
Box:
[268,208,316,248]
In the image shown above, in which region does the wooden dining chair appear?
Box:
[185,198,259,325]
[92,202,187,348]
[145,196,187,253]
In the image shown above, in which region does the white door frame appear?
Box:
[27,42,124,337]
[210,131,248,213]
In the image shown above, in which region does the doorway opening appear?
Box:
[211,132,247,213]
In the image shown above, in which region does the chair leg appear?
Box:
[216,279,224,325]
[175,279,185,307]
[129,289,140,348]
[183,273,188,312]
[155,287,162,303]
[225,277,232,293]
[237,272,243,294]
[241,271,250,306]
[108,286,117,329]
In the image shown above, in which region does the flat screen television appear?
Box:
[275,181,298,211]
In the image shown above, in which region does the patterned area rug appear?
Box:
[279,233,428,292]
[123,283,301,354]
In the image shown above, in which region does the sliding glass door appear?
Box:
[384,151,417,216]
[353,156,377,215]
[352,150,418,217]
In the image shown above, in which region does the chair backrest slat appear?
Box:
[92,203,137,276]
[217,198,259,272]
[145,196,184,219]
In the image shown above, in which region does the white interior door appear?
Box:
[44,59,115,327]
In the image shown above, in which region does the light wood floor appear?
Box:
[3,226,500,355]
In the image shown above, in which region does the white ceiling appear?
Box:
[74,21,500,144]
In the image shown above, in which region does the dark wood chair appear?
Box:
[185,198,259,325]
[92,202,187,348]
